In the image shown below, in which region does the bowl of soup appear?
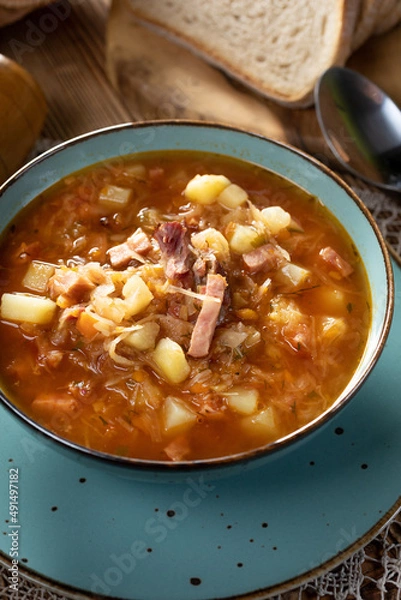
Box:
[0,121,394,479]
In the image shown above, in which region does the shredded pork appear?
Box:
[153,221,193,285]
[107,227,152,268]
[188,273,228,358]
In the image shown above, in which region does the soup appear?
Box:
[0,151,371,461]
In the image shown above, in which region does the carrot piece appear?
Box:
[189,382,207,394]
[132,370,147,383]
[235,308,258,321]
[76,311,98,340]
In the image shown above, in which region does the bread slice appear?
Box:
[373,0,401,35]
[106,2,288,142]
[127,0,361,107]
[351,0,401,48]
[352,0,384,49]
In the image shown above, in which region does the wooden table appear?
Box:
[0,1,400,598]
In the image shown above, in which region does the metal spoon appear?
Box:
[314,66,401,192]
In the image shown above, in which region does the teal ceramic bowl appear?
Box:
[0,121,394,481]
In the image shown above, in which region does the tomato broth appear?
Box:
[0,151,371,461]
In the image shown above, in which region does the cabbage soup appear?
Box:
[0,151,371,461]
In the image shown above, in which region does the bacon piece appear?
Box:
[36,336,64,369]
[158,314,193,347]
[48,268,95,304]
[188,273,227,358]
[319,246,354,278]
[243,243,287,274]
[164,435,191,461]
[154,221,193,284]
[107,228,152,268]
[32,394,79,417]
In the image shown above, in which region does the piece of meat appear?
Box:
[154,221,193,285]
[32,394,79,417]
[48,268,95,304]
[107,243,138,269]
[192,253,230,317]
[243,243,287,274]
[319,246,354,278]
[164,435,191,461]
[158,314,193,348]
[36,335,64,370]
[107,228,152,268]
[188,273,227,358]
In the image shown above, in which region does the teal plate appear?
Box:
[0,256,400,598]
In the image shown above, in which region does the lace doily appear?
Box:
[346,177,401,259]
[0,158,400,600]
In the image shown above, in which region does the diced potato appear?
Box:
[122,163,146,180]
[99,184,133,209]
[124,321,160,351]
[184,174,230,205]
[0,292,56,325]
[22,261,55,293]
[191,228,230,261]
[277,263,310,288]
[217,183,248,209]
[163,396,197,435]
[320,316,347,342]
[313,287,346,315]
[261,206,291,234]
[122,274,154,317]
[152,337,190,384]
[241,406,276,436]
[226,388,259,415]
[229,224,261,254]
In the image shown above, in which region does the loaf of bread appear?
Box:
[127,0,401,107]
[0,0,52,27]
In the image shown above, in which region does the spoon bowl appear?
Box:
[315,66,401,192]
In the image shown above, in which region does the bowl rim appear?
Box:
[0,119,395,473]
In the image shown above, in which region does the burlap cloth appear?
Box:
[0,1,400,598]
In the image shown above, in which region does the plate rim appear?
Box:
[1,500,400,599]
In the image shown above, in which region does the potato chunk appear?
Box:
[313,287,346,315]
[1,292,56,325]
[277,263,311,288]
[124,321,160,351]
[99,184,133,209]
[242,406,277,437]
[261,206,291,234]
[191,228,230,262]
[217,183,248,209]
[122,274,154,317]
[229,224,261,254]
[23,261,55,293]
[184,174,230,205]
[226,388,259,415]
[163,396,197,435]
[152,337,190,384]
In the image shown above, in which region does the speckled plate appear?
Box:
[0,253,400,598]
